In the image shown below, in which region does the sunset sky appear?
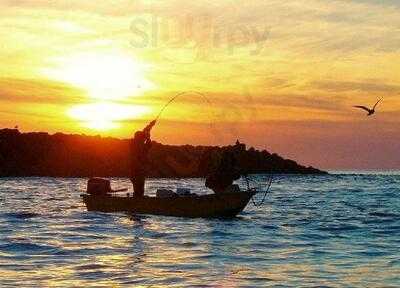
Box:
[1,0,399,170]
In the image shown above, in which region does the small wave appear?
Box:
[181,241,198,248]
[317,224,360,232]
[142,230,168,239]
[261,224,279,230]
[207,230,233,237]
[354,250,389,257]
[75,263,108,270]
[16,196,33,201]
[344,203,366,212]
[389,258,400,266]
[369,212,399,218]
[371,226,400,235]
[230,267,249,275]
[299,232,330,240]
[75,270,113,281]
[4,212,40,219]
[0,242,56,253]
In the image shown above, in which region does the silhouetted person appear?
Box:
[130,120,156,197]
[205,148,241,194]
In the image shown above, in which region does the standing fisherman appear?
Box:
[130,120,156,197]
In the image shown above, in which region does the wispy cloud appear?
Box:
[0,78,85,104]
[312,80,400,94]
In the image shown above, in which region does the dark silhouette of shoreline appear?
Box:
[0,128,326,177]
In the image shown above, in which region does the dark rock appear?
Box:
[0,129,327,178]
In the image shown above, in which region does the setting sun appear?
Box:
[41,52,155,130]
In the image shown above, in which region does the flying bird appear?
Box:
[353,99,382,116]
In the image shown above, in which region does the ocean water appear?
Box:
[0,173,399,287]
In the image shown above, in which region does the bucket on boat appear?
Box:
[156,189,176,198]
[87,178,112,195]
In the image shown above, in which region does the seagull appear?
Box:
[353,99,382,116]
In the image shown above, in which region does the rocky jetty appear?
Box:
[0,129,326,177]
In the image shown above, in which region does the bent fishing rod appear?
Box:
[148,91,273,206]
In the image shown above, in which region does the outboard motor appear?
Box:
[87,178,111,196]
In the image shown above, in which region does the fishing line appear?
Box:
[154,90,220,147]
[245,173,273,207]
[155,91,214,122]
[245,174,274,207]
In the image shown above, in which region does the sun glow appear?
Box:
[68,102,151,130]
[45,52,154,100]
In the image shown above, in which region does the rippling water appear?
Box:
[1,173,399,287]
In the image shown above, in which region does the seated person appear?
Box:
[205,150,241,194]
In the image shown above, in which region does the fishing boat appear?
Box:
[81,178,256,218]
[81,191,255,218]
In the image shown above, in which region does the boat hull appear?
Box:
[81,191,255,218]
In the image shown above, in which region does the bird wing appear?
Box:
[373,98,382,110]
[353,105,370,112]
